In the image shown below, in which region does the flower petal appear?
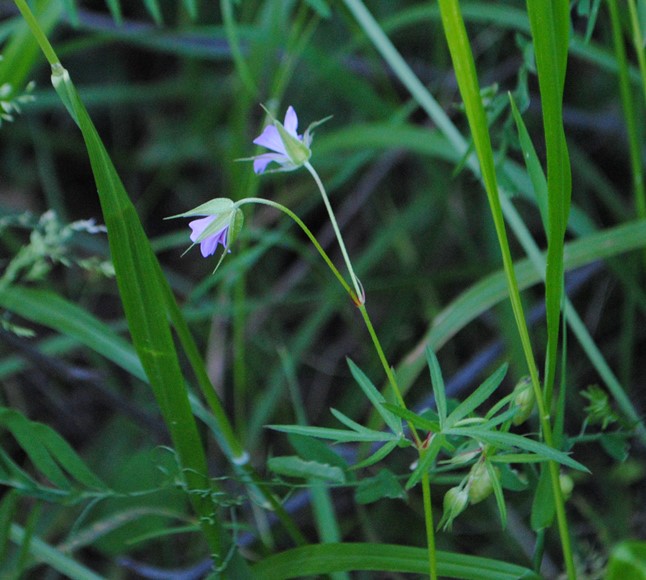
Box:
[253,152,288,174]
[283,106,298,136]
[253,125,286,155]
[199,233,220,257]
[189,215,216,243]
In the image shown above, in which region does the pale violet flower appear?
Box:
[167,198,243,266]
[189,215,229,257]
[249,105,330,174]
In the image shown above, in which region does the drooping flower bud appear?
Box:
[467,460,499,504]
[512,376,535,425]
[439,486,469,531]
[559,473,574,501]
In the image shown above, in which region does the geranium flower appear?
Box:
[248,105,330,174]
[189,215,229,257]
[166,198,243,265]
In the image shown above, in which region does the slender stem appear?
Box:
[358,304,421,447]
[627,0,646,109]
[304,162,365,304]
[236,198,357,301]
[421,470,437,580]
[12,0,59,65]
[610,0,646,225]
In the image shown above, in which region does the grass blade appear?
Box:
[526,0,572,404]
[252,543,541,579]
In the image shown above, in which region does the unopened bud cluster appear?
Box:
[440,457,500,530]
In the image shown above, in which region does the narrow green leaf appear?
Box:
[0,0,63,91]
[10,524,105,580]
[531,465,555,530]
[0,490,19,564]
[48,62,228,561]
[105,0,123,25]
[526,0,572,403]
[351,439,400,470]
[268,456,345,484]
[491,453,557,464]
[1,409,68,490]
[305,0,331,18]
[425,347,447,428]
[60,0,78,26]
[381,404,440,433]
[486,460,507,528]
[446,427,588,472]
[0,408,106,491]
[288,434,349,470]
[355,469,405,504]
[445,364,508,428]
[182,0,198,19]
[142,0,163,24]
[252,542,541,579]
[509,93,548,230]
[606,541,646,579]
[405,434,446,490]
[330,408,374,434]
[347,359,402,435]
[269,424,395,443]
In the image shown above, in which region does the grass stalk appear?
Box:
[627,0,646,106]
[437,1,575,576]
[608,0,646,224]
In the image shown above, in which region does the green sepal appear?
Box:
[275,120,311,166]
[165,198,235,220]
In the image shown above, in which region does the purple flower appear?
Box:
[188,215,230,257]
[247,106,331,174]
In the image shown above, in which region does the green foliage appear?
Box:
[0,406,106,497]
[606,541,646,579]
[251,543,541,579]
[1,0,645,577]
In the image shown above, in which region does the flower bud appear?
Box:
[440,486,469,530]
[512,376,535,425]
[468,461,499,504]
[560,473,574,501]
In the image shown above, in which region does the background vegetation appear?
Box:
[0,0,645,578]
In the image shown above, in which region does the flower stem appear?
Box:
[358,306,411,414]
[236,198,357,301]
[304,162,365,304]
[422,469,438,580]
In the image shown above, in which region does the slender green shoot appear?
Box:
[608,0,646,225]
